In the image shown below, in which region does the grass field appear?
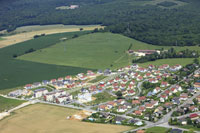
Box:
[0,96,25,112]
[139,58,195,67]
[89,75,106,83]
[0,25,102,48]
[0,31,93,90]
[18,32,200,70]
[145,126,169,133]
[86,91,116,105]
[0,104,132,133]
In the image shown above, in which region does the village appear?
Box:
[6,62,200,132]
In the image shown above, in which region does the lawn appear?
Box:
[86,91,116,105]
[0,104,132,133]
[89,75,106,83]
[178,125,200,131]
[145,126,169,133]
[0,96,25,112]
[139,58,194,67]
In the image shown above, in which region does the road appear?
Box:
[125,91,200,133]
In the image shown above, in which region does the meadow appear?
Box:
[139,58,194,67]
[0,104,132,133]
[0,96,25,112]
[0,31,93,90]
[145,126,169,133]
[18,32,200,70]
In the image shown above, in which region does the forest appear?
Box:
[1,0,200,46]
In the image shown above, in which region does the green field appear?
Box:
[89,75,106,83]
[0,96,25,112]
[0,37,4,41]
[18,32,200,70]
[145,126,169,133]
[139,58,195,67]
[0,31,93,90]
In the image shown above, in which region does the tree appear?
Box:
[13,54,18,58]
[80,28,83,31]
[193,58,199,64]
[116,91,122,99]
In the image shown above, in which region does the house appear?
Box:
[117,105,127,112]
[115,116,126,124]
[42,80,49,85]
[130,80,136,85]
[56,94,72,103]
[128,84,134,90]
[153,87,161,94]
[180,93,188,101]
[172,97,180,105]
[194,82,200,90]
[197,95,200,104]
[178,117,187,125]
[144,73,152,78]
[136,130,145,133]
[98,105,108,111]
[132,100,140,105]
[160,81,169,87]
[50,79,57,83]
[58,77,64,82]
[34,88,48,98]
[189,113,199,120]
[160,94,168,102]
[124,102,132,108]
[145,103,154,109]
[139,106,146,112]
[149,78,158,83]
[87,70,95,77]
[139,96,146,102]
[78,93,92,103]
[127,89,135,96]
[24,84,32,89]
[137,76,143,81]
[134,121,143,126]
[171,87,178,93]
[133,110,143,116]
[189,106,199,112]
[32,82,42,88]
[107,101,117,109]
[150,100,159,106]
[44,92,55,102]
[117,99,125,105]
[164,90,172,96]
[8,89,23,97]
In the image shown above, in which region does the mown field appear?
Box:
[0,96,25,112]
[145,126,169,133]
[139,58,194,67]
[0,31,93,90]
[0,104,132,133]
[18,32,200,70]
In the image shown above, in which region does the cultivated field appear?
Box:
[0,104,132,133]
[0,25,102,48]
[0,96,25,112]
[18,32,200,70]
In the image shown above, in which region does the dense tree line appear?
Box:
[132,48,199,63]
[1,0,200,46]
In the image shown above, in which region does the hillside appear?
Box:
[0,0,200,46]
[18,32,200,70]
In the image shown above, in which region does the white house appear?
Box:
[78,93,92,103]
[34,88,48,98]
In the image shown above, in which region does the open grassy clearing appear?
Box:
[139,58,195,67]
[0,96,25,112]
[18,32,200,70]
[89,75,106,83]
[86,91,116,106]
[145,126,169,133]
[0,31,93,90]
[0,25,102,48]
[0,104,132,133]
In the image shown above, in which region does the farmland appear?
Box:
[18,32,200,70]
[0,104,132,133]
[139,58,195,67]
[0,31,93,90]
[0,96,25,112]
[0,25,102,48]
